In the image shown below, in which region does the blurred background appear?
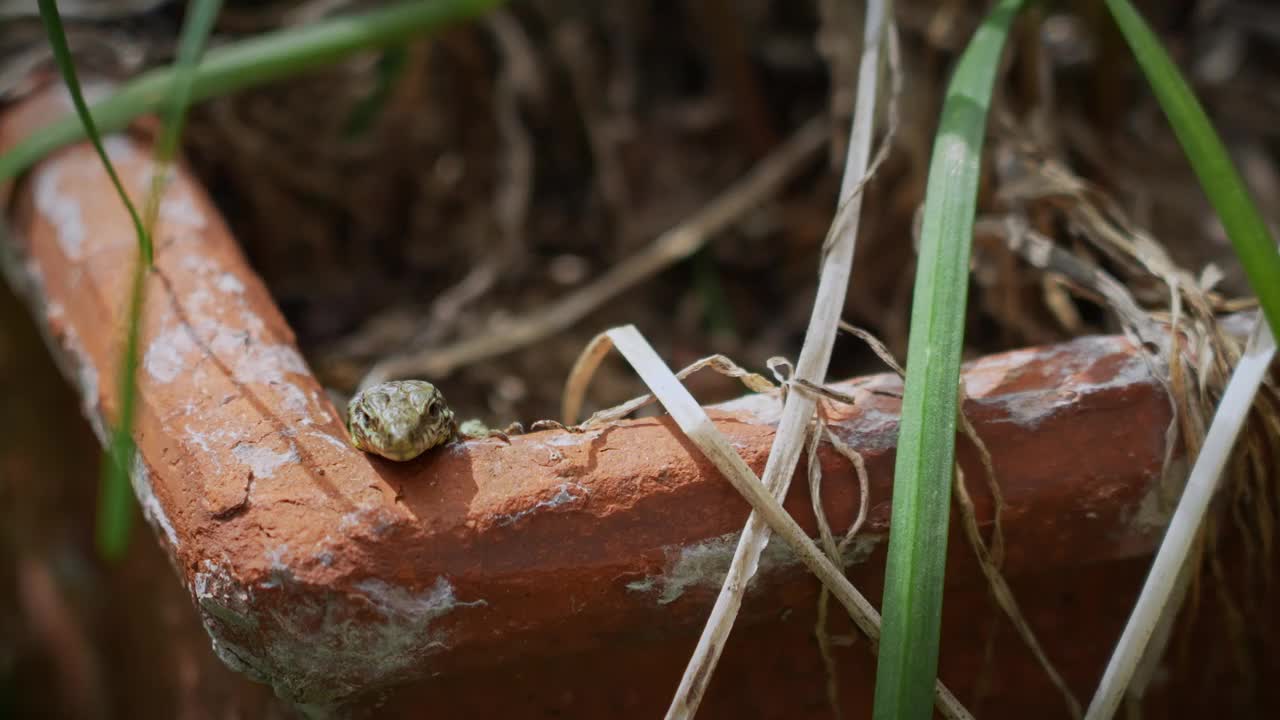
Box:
[2,0,1278,717]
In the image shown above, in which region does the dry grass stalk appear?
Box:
[662,1,898,716]
[1086,317,1276,718]
[563,325,974,719]
[984,141,1280,717]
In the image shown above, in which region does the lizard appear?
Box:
[346,380,459,461]
[346,379,567,461]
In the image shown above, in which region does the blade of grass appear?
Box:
[1085,317,1275,718]
[35,0,151,263]
[1085,1,1280,715]
[0,0,502,183]
[144,0,223,227]
[871,1,1024,718]
[1103,0,1280,333]
[99,259,146,560]
[592,326,973,720]
[667,0,894,715]
[16,0,498,561]
[103,0,223,561]
[35,0,153,559]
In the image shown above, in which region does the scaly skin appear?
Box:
[346,380,457,461]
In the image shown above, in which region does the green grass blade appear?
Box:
[145,0,223,226]
[871,1,1025,718]
[0,0,502,183]
[17,0,499,560]
[35,0,152,264]
[98,261,146,560]
[101,0,223,561]
[1105,0,1280,331]
[35,0,154,559]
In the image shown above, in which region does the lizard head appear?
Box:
[346,380,456,461]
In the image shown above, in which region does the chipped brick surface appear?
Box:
[2,89,1183,714]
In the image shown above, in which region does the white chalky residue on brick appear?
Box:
[496,482,588,526]
[356,577,487,620]
[145,325,199,382]
[184,425,248,473]
[961,345,1043,397]
[59,324,100,423]
[307,431,351,454]
[239,308,266,333]
[185,427,212,453]
[180,253,220,276]
[16,132,442,707]
[144,294,323,420]
[140,235,330,422]
[160,189,207,231]
[261,576,485,703]
[258,545,296,589]
[217,334,309,385]
[538,429,602,447]
[196,555,489,705]
[215,272,245,295]
[192,560,268,683]
[231,442,298,479]
[33,160,85,260]
[337,507,402,538]
[339,511,362,531]
[626,531,881,605]
[833,404,900,452]
[130,453,180,550]
[184,287,214,316]
[975,336,1155,430]
[714,390,784,424]
[128,163,207,232]
[162,197,206,230]
[279,383,312,419]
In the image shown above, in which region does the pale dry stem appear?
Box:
[809,412,872,720]
[665,4,901,715]
[568,325,973,720]
[986,141,1280,719]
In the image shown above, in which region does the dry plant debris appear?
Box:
[4,0,1280,717]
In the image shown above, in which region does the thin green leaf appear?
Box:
[101,0,223,561]
[872,1,1024,718]
[35,0,153,559]
[35,0,152,264]
[1084,3,1280,714]
[145,0,223,227]
[97,259,147,560]
[0,0,502,183]
[19,0,499,561]
[1105,0,1280,332]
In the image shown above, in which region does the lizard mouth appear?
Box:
[373,445,427,462]
[365,429,433,461]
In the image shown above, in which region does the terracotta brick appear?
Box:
[1,88,1193,716]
